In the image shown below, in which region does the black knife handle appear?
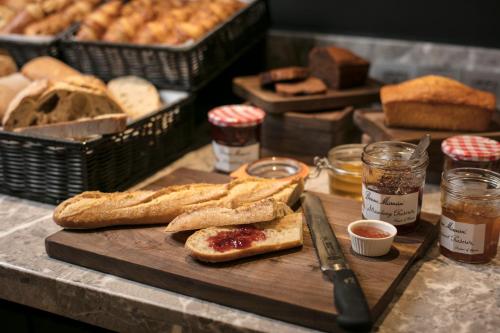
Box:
[333,269,373,332]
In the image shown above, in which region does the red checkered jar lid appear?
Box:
[441,135,500,161]
[208,105,265,127]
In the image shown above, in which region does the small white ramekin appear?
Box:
[347,220,397,257]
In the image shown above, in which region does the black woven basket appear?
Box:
[0,34,58,66]
[0,95,194,205]
[59,0,268,91]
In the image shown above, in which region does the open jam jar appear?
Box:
[361,141,428,233]
[208,105,265,173]
[442,135,500,173]
[440,168,500,264]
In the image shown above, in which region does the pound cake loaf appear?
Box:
[309,46,370,89]
[381,75,496,132]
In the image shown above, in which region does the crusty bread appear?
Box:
[165,198,293,233]
[53,177,304,229]
[0,73,30,120]
[381,75,496,132]
[107,76,162,120]
[14,113,127,139]
[185,213,304,263]
[21,56,81,82]
[2,75,124,130]
[0,54,17,77]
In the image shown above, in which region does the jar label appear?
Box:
[361,185,419,225]
[440,215,485,255]
[212,141,259,172]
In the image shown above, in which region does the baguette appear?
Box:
[53,183,230,229]
[53,177,303,229]
[165,198,293,233]
[185,213,304,263]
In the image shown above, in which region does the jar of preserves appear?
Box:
[208,105,265,173]
[361,141,429,233]
[326,144,364,200]
[441,135,500,172]
[440,168,500,264]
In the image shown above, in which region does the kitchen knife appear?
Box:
[301,192,372,331]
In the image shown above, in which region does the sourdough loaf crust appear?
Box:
[21,56,81,81]
[309,46,370,89]
[53,177,304,229]
[185,213,304,263]
[381,75,496,131]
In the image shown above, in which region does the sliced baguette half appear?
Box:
[185,213,304,263]
[165,198,293,233]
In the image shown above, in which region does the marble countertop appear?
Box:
[0,145,498,333]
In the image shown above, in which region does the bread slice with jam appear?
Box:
[185,213,304,263]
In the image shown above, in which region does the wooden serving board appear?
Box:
[45,168,440,332]
[233,75,382,113]
[261,106,360,164]
[353,109,500,183]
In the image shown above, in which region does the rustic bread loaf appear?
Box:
[21,56,81,81]
[309,46,370,89]
[0,73,30,120]
[185,213,304,263]
[0,54,17,77]
[53,177,303,229]
[107,76,162,120]
[2,75,124,130]
[165,198,293,233]
[381,75,496,131]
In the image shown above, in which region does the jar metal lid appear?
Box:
[208,105,265,127]
[442,135,500,161]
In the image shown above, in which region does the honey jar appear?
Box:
[326,144,364,200]
[361,141,429,233]
[442,135,500,173]
[440,168,500,264]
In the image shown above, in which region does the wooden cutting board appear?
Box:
[353,109,500,183]
[45,168,440,332]
[233,75,382,113]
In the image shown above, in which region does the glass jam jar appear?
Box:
[440,168,500,264]
[208,105,265,173]
[326,144,364,201]
[442,135,500,173]
[361,141,429,233]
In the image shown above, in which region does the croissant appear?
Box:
[102,12,147,43]
[76,0,122,40]
[24,1,95,36]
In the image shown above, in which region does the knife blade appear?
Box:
[301,192,372,331]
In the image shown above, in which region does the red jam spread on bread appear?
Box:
[352,226,390,238]
[208,225,266,252]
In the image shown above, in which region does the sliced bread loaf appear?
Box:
[185,212,304,262]
[107,76,161,120]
